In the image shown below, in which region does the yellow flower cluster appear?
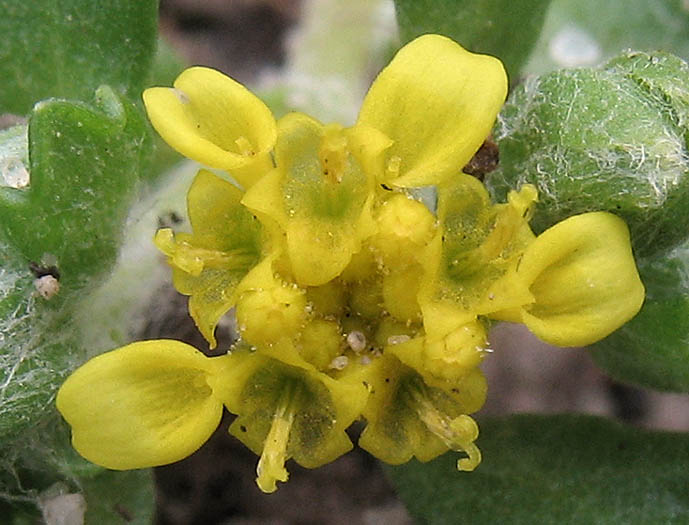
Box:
[56,35,644,493]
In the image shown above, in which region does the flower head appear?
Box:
[57,35,644,493]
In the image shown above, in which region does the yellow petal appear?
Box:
[345,123,393,184]
[517,212,645,346]
[143,67,276,186]
[175,267,246,347]
[357,34,507,187]
[285,216,369,286]
[56,340,226,470]
[239,167,289,251]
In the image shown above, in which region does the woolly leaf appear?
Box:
[0,87,151,287]
[0,87,151,441]
[486,51,689,257]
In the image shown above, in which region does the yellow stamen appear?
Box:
[230,151,275,189]
[410,385,482,471]
[235,136,256,157]
[385,155,402,180]
[479,184,538,260]
[155,229,257,276]
[256,381,298,493]
[173,244,256,273]
[318,124,348,183]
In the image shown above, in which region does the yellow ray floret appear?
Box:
[242,113,380,286]
[216,342,368,493]
[353,354,486,468]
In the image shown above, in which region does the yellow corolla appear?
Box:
[57,34,645,494]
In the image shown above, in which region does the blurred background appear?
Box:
[150,1,689,523]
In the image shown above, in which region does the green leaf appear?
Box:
[0,2,159,516]
[388,414,689,524]
[0,239,78,441]
[525,0,689,74]
[486,51,689,257]
[0,86,151,287]
[0,502,37,525]
[592,239,689,392]
[394,0,553,83]
[0,87,151,441]
[0,418,154,523]
[0,0,158,114]
[82,470,154,524]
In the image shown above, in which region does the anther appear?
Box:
[385,156,402,180]
[318,125,347,183]
[387,334,411,345]
[328,355,349,370]
[346,331,367,352]
[235,136,255,157]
